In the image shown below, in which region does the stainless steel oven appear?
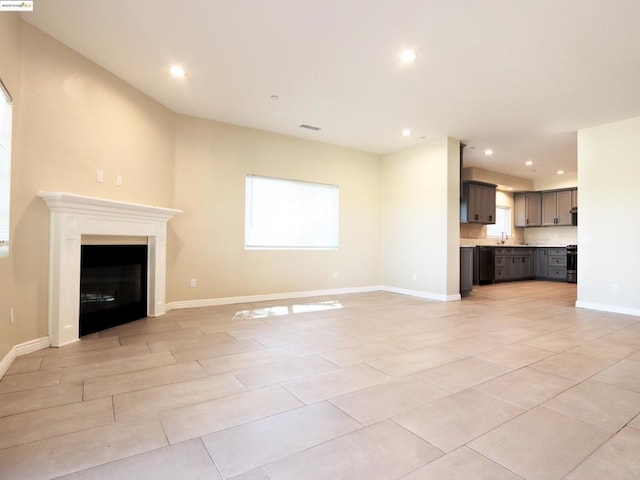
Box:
[567,245,577,283]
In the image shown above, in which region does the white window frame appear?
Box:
[0,78,12,257]
[486,205,511,238]
[245,175,339,250]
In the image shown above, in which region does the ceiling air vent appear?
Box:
[299,124,321,131]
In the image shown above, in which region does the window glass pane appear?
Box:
[245,175,339,249]
[486,206,511,238]
[0,79,12,256]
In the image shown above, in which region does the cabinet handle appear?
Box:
[526,219,529,225]
[489,215,493,222]
[474,214,479,220]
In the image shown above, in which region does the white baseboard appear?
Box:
[0,336,50,380]
[575,301,640,317]
[381,286,461,302]
[167,286,383,310]
[167,285,461,311]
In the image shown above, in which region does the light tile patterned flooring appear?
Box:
[1,281,640,479]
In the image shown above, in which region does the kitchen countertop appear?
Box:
[461,244,570,248]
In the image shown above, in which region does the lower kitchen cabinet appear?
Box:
[495,248,533,282]
[534,247,567,281]
[460,247,473,296]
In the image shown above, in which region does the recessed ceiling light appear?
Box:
[525,160,533,166]
[557,170,565,175]
[484,149,493,156]
[400,50,417,63]
[170,65,186,78]
[401,129,412,137]
[270,95,279,101]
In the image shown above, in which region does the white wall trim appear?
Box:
[0,336,50,380]
[381,286,461,302]
[167,286,383,310]
[167,285,461,310]
[575,301,640,318]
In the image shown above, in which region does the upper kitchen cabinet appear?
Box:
[461,181,497,224]
[571,188,578,209]
[514,192,542,227]
[542,189,573,226]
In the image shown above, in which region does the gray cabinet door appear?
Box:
[556,190,572,225]
[460,248,473,296]
[534,248,548,278]
[525,193,542,226]
[514,193,526,227]
[541,191,557,226]
[571,188,578,209]
[484,185,496,224]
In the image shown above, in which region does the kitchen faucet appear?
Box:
[499,231,509,245]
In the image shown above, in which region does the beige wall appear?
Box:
[381,137,460,299]
[169,115,382,302]
[0,22,176,361]
[577,116,640,315]
[533,173,577,191]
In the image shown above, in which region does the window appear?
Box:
[245,175,339,249]
[0,78,12,257]
[486,205,511,238]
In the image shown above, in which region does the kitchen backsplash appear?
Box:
[459,223,525,246]
[523,226,577,245]
[460,224,577,246]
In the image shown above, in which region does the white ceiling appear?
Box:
[22,0,640,180]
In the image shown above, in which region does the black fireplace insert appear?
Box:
[79,245,148,336]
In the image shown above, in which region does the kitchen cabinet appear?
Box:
[534,248,548,278]
[461,181,496,224]
[571,188,578,209]
[514,192,542,227]
[460,247,473,296]
[542,190,572,226]
[495,247,533,282]
[533,247,567,281]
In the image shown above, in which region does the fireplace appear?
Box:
[38,192,181,347]
[80,245,148,336]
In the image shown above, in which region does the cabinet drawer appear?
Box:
[495,267,507,279]
[548,248,566,256]
[495,248,513,255]
[495,256,506,266]
[548,267,567,280]
[548,255,567,267]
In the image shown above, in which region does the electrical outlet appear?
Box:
[116,174,123,186]
[611,284,619,293]
[96,169,104,184]
[190,278,197,288]
[412,273,417,281]
[332,272,338,280]
[9,308,14,325]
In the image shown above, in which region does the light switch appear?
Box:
[96,169,104,183]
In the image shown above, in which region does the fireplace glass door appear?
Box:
[80,245,148,336]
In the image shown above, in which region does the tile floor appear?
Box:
[1,281,640,479]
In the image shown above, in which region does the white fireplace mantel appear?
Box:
[38,192,181,347]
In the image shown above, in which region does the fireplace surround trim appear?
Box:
[38,192,181,347]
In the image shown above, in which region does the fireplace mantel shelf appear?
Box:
[38,191,181,220]
[38,192,182,347]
